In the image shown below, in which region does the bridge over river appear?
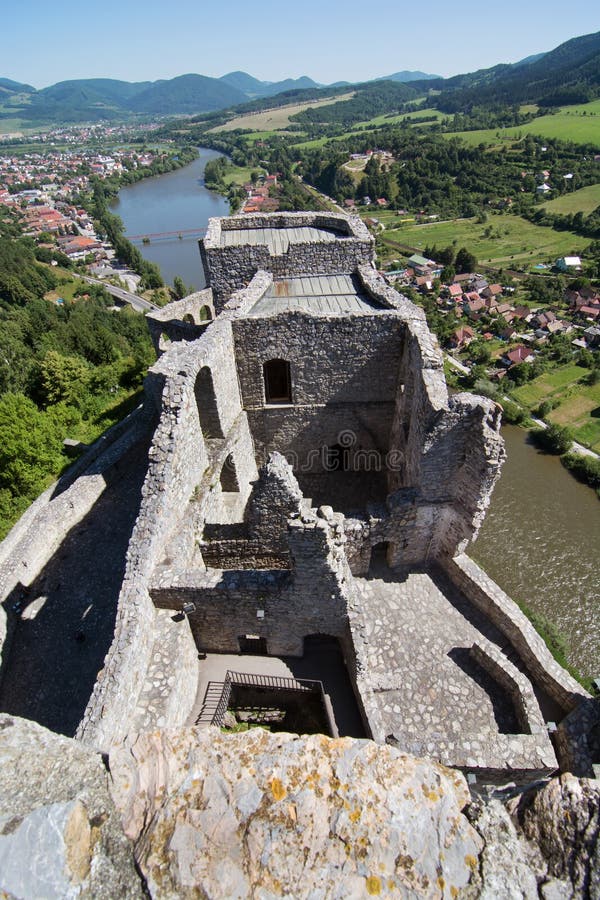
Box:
[128,227,207,245]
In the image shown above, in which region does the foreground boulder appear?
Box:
[108,727,482,898]
[0,714,141,899]
[1,714,599,898]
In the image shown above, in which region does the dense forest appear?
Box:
[0,210,155,536]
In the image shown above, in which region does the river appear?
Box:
[113,153,599,679]
[111,147,229,290]
[475,425,599,677]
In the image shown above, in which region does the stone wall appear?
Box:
[0,405,150,686]
[442,554,590,713]
[146,288,215,355]
[151,456,353,658]
[77,275,277,746]
[201,212,373,311]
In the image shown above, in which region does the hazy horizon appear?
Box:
[4,0,599,90]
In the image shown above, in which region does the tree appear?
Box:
[38,350,90,407]
[455,247,477,274]
[173,276,188,300]
[531,423,573,455]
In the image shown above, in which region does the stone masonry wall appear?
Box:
[201,212,373,311]
[442,554,589,714]
[0,405,151,684]
[233,312,403,472]
[77,308,251,747]
[146,289,215,355]
[151,460,355,659]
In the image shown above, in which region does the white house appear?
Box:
[556,256,582,272]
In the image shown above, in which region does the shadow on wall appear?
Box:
[0,438,150,736]
[283,634,368,739]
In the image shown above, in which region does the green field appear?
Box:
[352,107,447,130]
[210,93,355,134]
[538,183,600,215]
[383,214,589,267]
[443,99,600,147]
[511,365,584,406]
[220,165,262,186]
[241,129,304,143]
[510,364,600,451]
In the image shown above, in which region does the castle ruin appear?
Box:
[0,212,595,784]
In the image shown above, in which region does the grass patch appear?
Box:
[514,595,592,691]
[443,99,600,147]
[220,165,258,187]
[509,365,600,451]
[538,183,600,216]
[547,379,600,451]
[386,213,589,267]
[210,92,355,133]
[511,365,584,406]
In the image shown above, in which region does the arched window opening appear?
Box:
[195,366,224,439]
[220,454,240,492]
[199,305,212,321]
[325,443,350,472]
[263,359,292,404]
[182,313,195,324]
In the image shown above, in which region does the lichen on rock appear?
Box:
[108,726,482,898]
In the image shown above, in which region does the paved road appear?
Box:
[81,275,159,313]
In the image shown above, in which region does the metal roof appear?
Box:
[220,225,340,253]
[247,274,385,317]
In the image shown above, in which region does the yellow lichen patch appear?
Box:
[438,876,446,890]
[270,777,287,801]
[388,880,396,890]
[451,887,459,898]
[365,875,382,895]
[64,801,92,884]
[349,807,362,824]
[465,854,478,871]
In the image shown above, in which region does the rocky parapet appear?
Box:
[1,714,599,898]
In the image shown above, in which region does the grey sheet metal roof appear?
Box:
[220,226,339,253]
[247,274,384,316]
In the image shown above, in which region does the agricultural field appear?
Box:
[443,98,600,147]
[241,129,304,143]
[209,93,355,133]
[538,183,600,215]
[352,107,447,129]
[383,213,590,268]
[219,165,261,186]
[510,365,600,451]
[511,365,584,407]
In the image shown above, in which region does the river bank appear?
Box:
[111,147,229,290]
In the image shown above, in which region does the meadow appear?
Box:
[382,214,590,268]
[210,93,355,133]
[510,365,600,451]
[443,99,600,147]
[539,183,600,215]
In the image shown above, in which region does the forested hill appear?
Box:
[433,30,600,110]
[0,210,155,537]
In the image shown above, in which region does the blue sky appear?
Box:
[4,0,600,88]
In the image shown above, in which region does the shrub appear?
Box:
[500,399,527,424]
[531,423,573,455]
[561,453,600,496]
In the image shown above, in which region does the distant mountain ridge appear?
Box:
[0,69,440,124]
[1,32,598,126]
[433,30,600,110]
